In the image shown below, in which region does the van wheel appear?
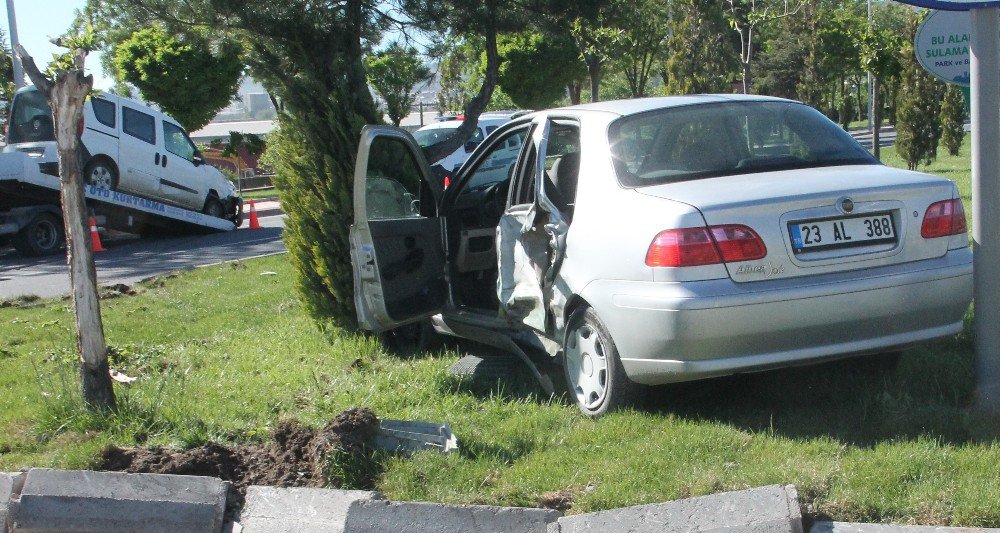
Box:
[85,159,118,190]
[12,213,64,257]
[563,306,640,417]
[203,196,226,219]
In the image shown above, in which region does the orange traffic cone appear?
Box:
[247,199,261,230]
[89,216,107,252]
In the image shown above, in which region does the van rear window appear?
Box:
[7,90,55,144]
[91,98,116,128]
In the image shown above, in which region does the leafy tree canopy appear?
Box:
[113,26,243,130]
[494,31,583,109]
[366,43,431,126]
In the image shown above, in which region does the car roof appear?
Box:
[416,114,514,132]
[551,94,797,117]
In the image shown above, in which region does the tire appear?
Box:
[563,306,640,417]
[379,319,444,354]
[203,196,226,219]
[12,213,64,257]
[84,159,118,190]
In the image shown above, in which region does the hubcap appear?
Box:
[90,166,113,189]
[566,324,609,410]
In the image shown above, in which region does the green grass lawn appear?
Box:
[1,137,996,526]
[240,187,279,202]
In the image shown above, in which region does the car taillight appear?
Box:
[443,175,451,189]
[921,199,967,238]
[646,225,766,267]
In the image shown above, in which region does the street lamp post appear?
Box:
[6,0,23,89]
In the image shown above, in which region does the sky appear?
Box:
[1,0,112,90]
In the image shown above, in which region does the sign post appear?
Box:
[968,7,1000,412]
[896,0,1000,414]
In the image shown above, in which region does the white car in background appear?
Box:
[351,95,973,417]
[4,87,241,223]
[413,112,526,177]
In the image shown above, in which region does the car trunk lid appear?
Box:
[635,164,961,282]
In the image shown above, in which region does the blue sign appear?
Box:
[894,0,1000,10]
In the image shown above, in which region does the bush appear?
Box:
[940,85,966,157]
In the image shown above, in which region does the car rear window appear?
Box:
[609,101,877,187]
[7,90,55,144]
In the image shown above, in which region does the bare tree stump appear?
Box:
[16,44,115,410]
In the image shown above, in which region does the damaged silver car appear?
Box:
[350,95,973,416]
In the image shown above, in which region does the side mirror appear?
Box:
[464,140,480,153]
[192,154,204,167]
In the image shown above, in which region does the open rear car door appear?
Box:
[350,125,446,332]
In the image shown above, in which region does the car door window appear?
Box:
[461,127,529,191]
[366,137,425,220]
[91,98,116,128]
[163,122,197,162]
[122,107,155,145]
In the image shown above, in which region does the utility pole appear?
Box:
[6,0,24,88]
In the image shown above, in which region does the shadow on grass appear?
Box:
[639,331,985,446]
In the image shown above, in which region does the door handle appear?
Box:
[154,153,160,165]
[162,155,168,167]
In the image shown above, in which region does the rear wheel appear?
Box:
[12,213,64,257]
[84,159,118,190]
[563,306,639,417]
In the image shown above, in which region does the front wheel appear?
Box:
[563,306,640,417]
[203,196,226,219]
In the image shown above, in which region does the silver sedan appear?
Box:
[350,95,973,416]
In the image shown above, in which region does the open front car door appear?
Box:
[350,125,447,332]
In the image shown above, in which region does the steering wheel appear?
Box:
[20,114,54,141]
[482,179,510,220]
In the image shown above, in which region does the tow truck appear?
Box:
[0,151,239,256]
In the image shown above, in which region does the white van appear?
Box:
[4,87,241,222]
[413,112,527,176]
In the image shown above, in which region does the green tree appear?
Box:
[495,31,583,109]
[940,84,966,156]
[0,28,16,139]
[113,26,243,130]
[661,0,737,95]
[895,15,945,170]
[366,43,431,126]
[613,0,669,98]
[724,0,805,94]
[858,22,903,160]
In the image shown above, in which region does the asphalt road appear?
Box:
[0,212,286,299]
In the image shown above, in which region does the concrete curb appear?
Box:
[237,485,382,533]
[1,472,24,533]
[10,468,227,533]
[343,500,561,533]
[555,484,802,533]
[811,522,1000,532]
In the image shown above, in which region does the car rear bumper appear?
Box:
[581,248,973,385]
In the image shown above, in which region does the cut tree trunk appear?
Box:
[16,44,115,410]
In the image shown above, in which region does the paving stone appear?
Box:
[12,468,227,533]
[811,522,1000,533]
[343,500,560,533]
[239,485,381,533]
[2,472,23,532]
[556,484,802,533]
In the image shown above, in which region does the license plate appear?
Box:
[789,213,896,253]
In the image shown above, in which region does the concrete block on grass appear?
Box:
[239,485,381,533]
[12,468,227,533]
[557,484,802,533]
[811,522,1000,532]
[343,500,561,533]
[2,472,24,531]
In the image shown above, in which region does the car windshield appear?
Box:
[609,101,877,187]
[8,89,55,144]
[412,123,483,148]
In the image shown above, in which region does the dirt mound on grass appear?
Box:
[99,407,379,514]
